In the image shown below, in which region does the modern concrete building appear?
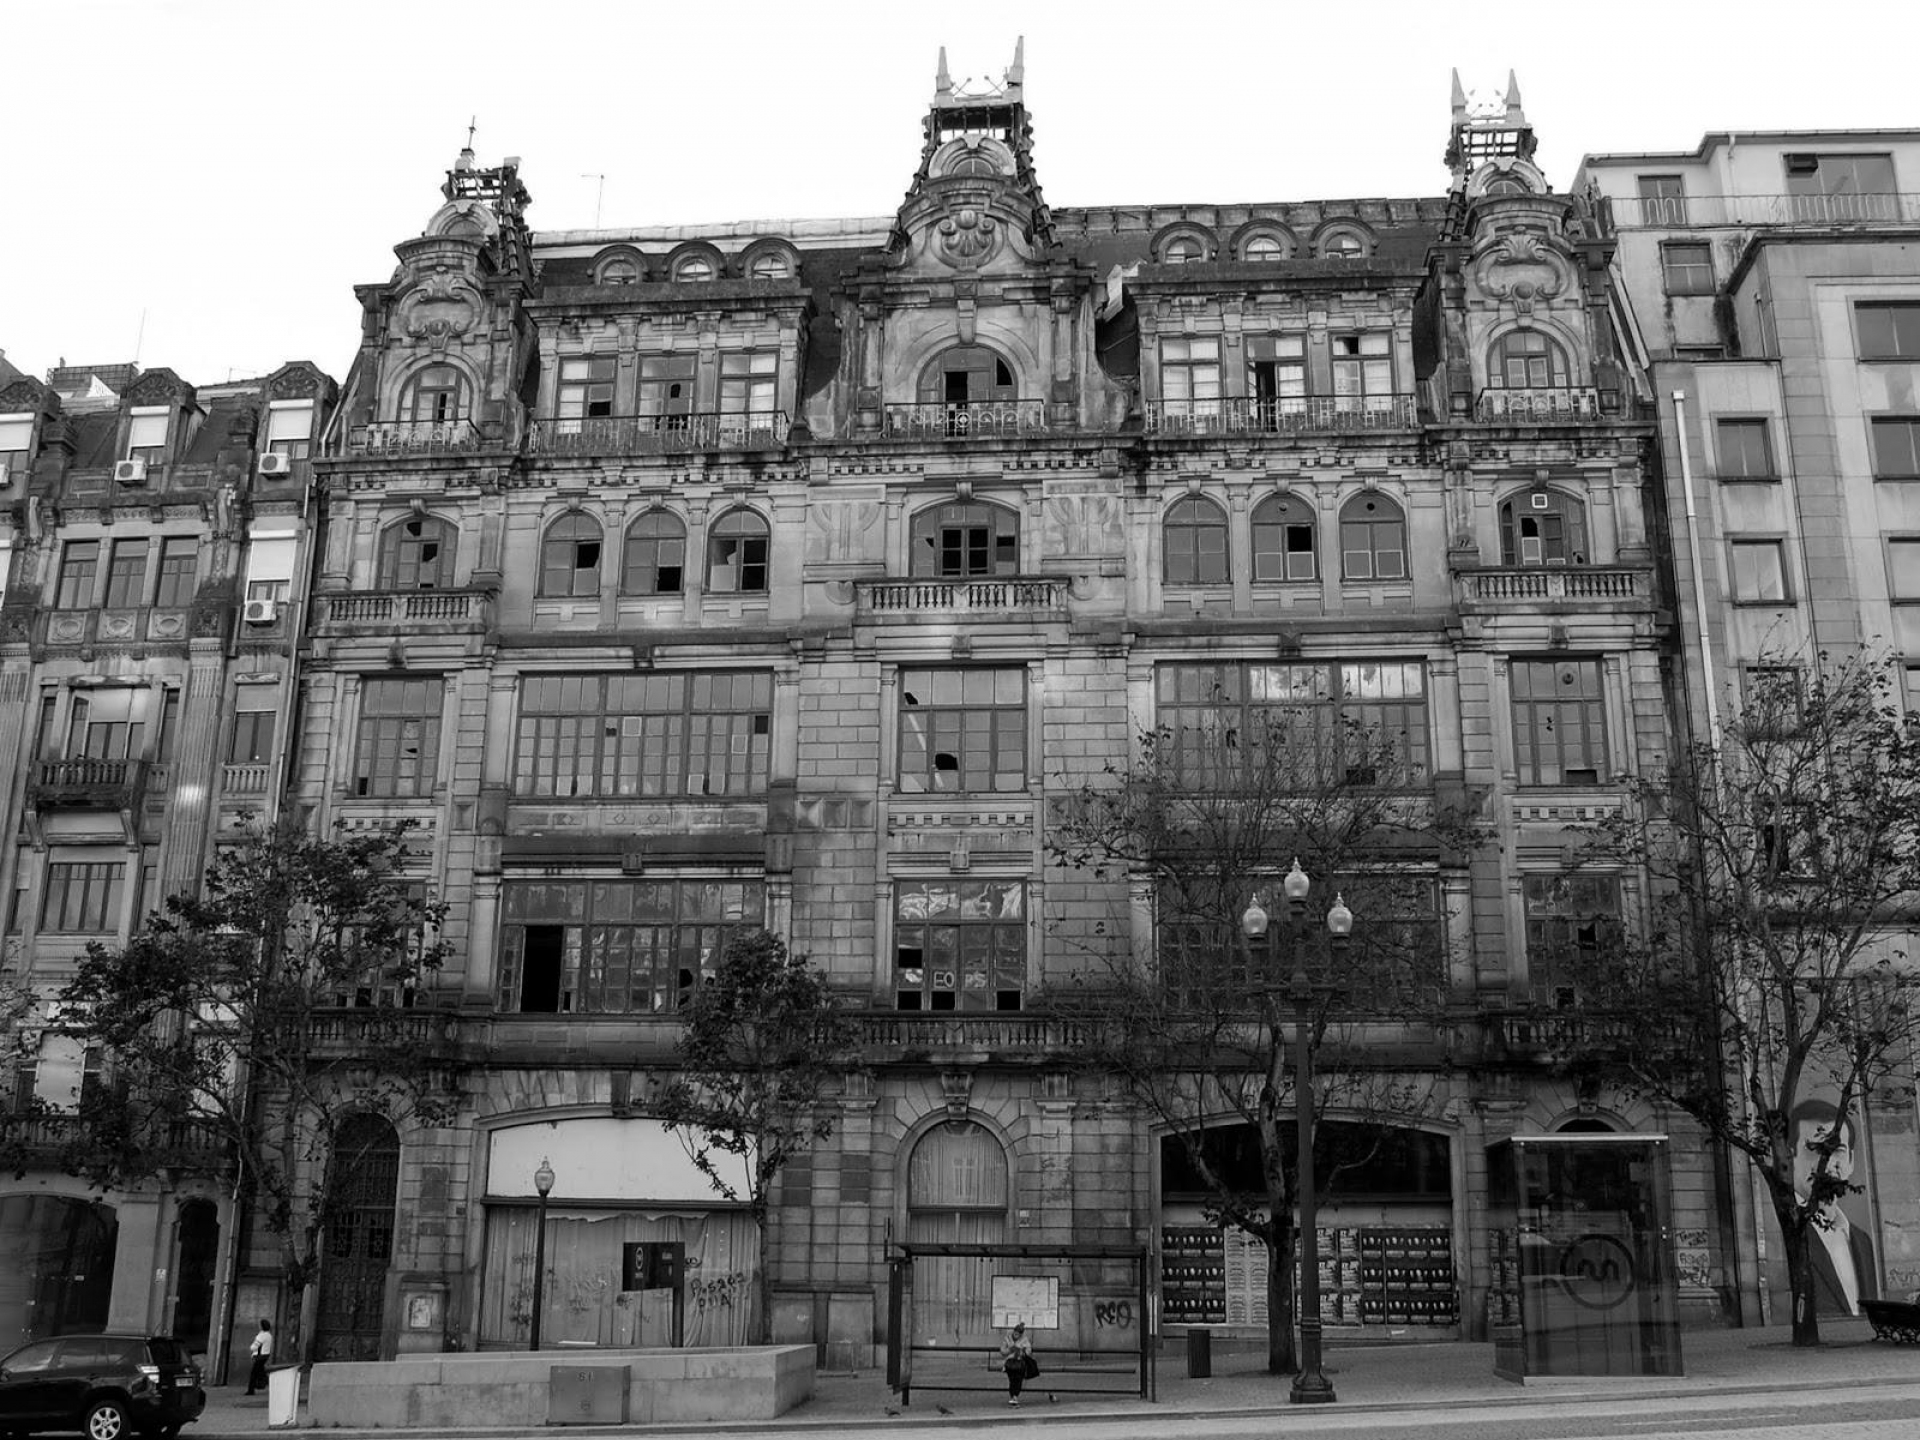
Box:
[258,57,1767,1367]
[1575,129,1920,1324]
[0,357,334,1358]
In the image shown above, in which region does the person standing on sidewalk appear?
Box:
[998,1321,1034,1407]
[245,1319,274,1396]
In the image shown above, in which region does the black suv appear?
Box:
[0,1334,204,1440]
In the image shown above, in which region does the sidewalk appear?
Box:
[190,1318,1920,1436]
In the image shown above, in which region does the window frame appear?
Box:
[556,355,617,422]
[908,500,1020,579]
[896,667,1028,795]
[55,540,100,610]
[1510,658,1609,787]
[1251,494,1317,582]
[400,364,468,425]
[1635,174,1687,225]
[539,513,603,598]
[1856,302,1920,361]
[124,407,169,466]
[380,516,457,590]
[1499,488,1589,567]
[1887,536,1920,603]
[41,861,126,934]
[705,507,769,595]
[1488,330,1571,390]
[1159,338,1222,422]
[893,878,1026,1012]
[352,676,444,798]
[1331,332,1393,410]
[1660,241,1715,296]
[1338,493,1407,582]
[1729,537,1792,605]
[621,511,686,596]
[511,671,773,800]
[154,536,198,608]
[1163,496,1231,586]
[1716,417,1779,480]
[1870,416,1920,479]
[1522,873,1621,1007]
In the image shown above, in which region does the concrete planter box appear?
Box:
[306,1345,815,1428]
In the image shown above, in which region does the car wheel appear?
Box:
[85,1398,131,1440]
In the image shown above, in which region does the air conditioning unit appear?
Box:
[114,459,148,485]
[257,452,293,477]
[243,598,279,625]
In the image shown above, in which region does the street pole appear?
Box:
[530,1158,555,1351]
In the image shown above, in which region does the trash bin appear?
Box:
[266,1365,300,1428]
[1185,1326,1211,1378]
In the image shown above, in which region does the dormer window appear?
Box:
[402,364,468,424]
[922,347,1016,409]
[0,414,32,479]
[674,254,715,282]
[600,256,640,285]
[1490,331,1571,390]
[1321,232,1366,260]
[1163,236,1204,265]
[1243,235,1286,262]
[125,407,168,466]
[264,401,314,460]
[748,252,791,280]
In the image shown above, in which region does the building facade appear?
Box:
[1576,130,1920,1322]
[258,60,1760,1366]
[0,358,334,1359]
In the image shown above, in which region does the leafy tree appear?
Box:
[1048,693,1478,1374]
[657,929,853,1343]
[1559,653,1920,1346]
[58,820,452,1363]
[0,967,45,1179]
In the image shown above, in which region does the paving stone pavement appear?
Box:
[187,1317,1920,1435]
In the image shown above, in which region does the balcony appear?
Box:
[882,401,1049,440]
[1145,394,1417,436]
[308,1008,459,1057]
[525,412,788,457]
[853,575,1069,617]
[312,587,495,634]
[1474,387,1602,423]
[341,419,486,457]
[1603,191,1920,230]
[1455,565,1650,611]
[849,1011,1095,1061]
[222,762,271,796]
[29,758,150,811]
[0,1113,229,1164]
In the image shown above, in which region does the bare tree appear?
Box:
[58,820,453,1364]
[656,929,853,1343]
[1048,688,1477,1375]
[1561,653,1920,1346]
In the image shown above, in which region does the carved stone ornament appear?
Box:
[0,378,49,413]
[269,366,322,399]
[930,137,1015,181]
[1472,230,1572,313]
[125,369,190,406]
[935,204,1001,270]
[397,272,482,351]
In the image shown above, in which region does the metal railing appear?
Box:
[525,412,788,456]
[1603,191,1920,230]
[882,401,1049,439]
[1459,567,1646,604]
[1474,387,1601,423]
[854,576,1068,614]
[343,419,486,456]
[1145,394,1417,435]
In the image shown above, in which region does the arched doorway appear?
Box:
[171,1199,220,1355]
[314,1116,400,1361]
[905,1121,1009,1344]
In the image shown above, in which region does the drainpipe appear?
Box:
[1670,391,1720,750]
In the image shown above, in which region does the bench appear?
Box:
[1862,1299,1920,1344]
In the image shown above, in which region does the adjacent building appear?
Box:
[1576,129,1920,1322]
[0,358,334,1357]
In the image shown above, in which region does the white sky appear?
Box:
[4,0,1918,388]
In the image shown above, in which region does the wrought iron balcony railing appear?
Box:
[882,401,1049,439]
[849,1011,1096,1056]
[1145,394,1417,435]
[1456,566,1649,606]
[854,575,1069,616]
[312,588,495,631]
[525,412,788,456]
[1474,387,1602,423]
[29,758,151,811]
[342,419,486,456]
[1602,191,1920,230]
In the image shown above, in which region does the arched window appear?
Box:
[747,252,791,280]
[1252,495,1317,582]
[707,508,769,594]
[910,501,1019,578]
[919,347,1016,407]
[400,364,468,424]
[1339,494,1406,581]
[1243,234,1286,262]
[907,1121,1010,1339]
[1321,232,1366,259]
[1489,331,1572,390]
[1500,489,1589,566]
[1163,235,1205,264]
[1164,497,1229,585]
[540,513,603,597]
[623,511,686,594]
[597,256,641,285]
[378,516,457,589]
[674,253,715,282]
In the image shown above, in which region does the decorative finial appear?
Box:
[1505,70,1525,124]
[1450,67,1467,120]
[1008,35,1025,88]
[936,46,952,96]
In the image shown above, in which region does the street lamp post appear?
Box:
[530,1158,555,1352]
[1242,859,1349,1406]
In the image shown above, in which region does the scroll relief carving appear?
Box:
[933,200,1002,270]
[396,273,483,351]
[805,496,884,564]
[1471,231,1573,314]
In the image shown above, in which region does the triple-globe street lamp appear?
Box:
[1240,859,1351,1406]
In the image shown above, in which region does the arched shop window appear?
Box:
[906,1122,1010,1340]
